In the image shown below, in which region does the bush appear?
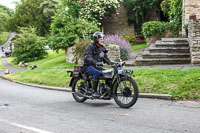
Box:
[142,21,180,38]
[48,12,99,52]
[73,39,92,63]
[104,34,132,61]
[122,35,136,45]
[12,27,47,63]
[142,21,167,38]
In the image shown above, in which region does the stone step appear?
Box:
[135,58,191,65]
[162,38,188,43]
[149,46,190,53]
[142,53,190,59]
[155,41,189,47]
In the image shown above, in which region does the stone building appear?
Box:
[103,4,164,36]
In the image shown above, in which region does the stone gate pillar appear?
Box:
[182,0,200,37]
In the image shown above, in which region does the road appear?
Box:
[0,78,200,133]
[0,32,16,57]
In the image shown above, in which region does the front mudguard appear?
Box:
[69,77,75,87]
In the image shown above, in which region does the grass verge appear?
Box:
[4,68,200,100]
[8,50,77,69]
[131,42,147,51]
[0,32,9,45]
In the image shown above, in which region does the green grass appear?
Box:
[0,32,9,45]
[131,42,147,51]
[8,50,77,69]
[4,68,200,100]
[0,58,6,70]
[4,69,71,88]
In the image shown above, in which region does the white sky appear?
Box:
[0,0,20,9]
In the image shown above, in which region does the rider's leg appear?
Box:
[85,66,102,97]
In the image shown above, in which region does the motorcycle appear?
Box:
[67,52,139,108]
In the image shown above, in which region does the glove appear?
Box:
[96,62,103,67]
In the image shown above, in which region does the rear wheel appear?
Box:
[72,78,87,102]
[113,77,138,108]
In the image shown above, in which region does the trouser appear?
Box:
[85,66,104,80]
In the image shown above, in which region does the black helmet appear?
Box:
[93,31,104,44]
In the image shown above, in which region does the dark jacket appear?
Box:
[84,43,111,67]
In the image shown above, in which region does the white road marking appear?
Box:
[0,119,53,133]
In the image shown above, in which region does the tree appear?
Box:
[40,0,59,25]
[48,11,99,54]
[0,4,13,17]
[0,11,10,33]
[0,4,12,33]
[124,0,161,34]
[12,27,47,63]
[6,0,50,36]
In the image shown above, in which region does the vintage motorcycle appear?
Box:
[67,53,139,108]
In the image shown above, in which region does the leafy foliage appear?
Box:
[0,12,10,33]
[40,0,59,25]
[0,4,12,33]
[160,0,171,16]
[6,0,50,36]
[142,21,180,38]
[142,21,167,38]
[0,4,13,17]
[123,0,160,34]
[80,0,122,26]
[48,8,99,51]
[12,27,47,63]
[104,34,132,60]
[122,35,136,45]
[73,39,92,63]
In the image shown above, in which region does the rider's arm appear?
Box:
[103,53,111,65]
[84,45,97,65]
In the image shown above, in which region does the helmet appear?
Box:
[93,31,104,44]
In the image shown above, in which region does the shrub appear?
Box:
[73,39,92,63]
[48,11,99,52]
[142,21,167,38]
[104,34,131,60]
[122,35,136,45]
[142,21,180,38]
[80,0,122,26]
[12,27,47,63]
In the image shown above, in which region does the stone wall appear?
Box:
[103,5,158,36]
[103,5,134,36]
[188,19,200,64]
[182,0,200,36]
[66,45,121,64]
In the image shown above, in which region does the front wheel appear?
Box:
[72,78,87,102]
[113,77,138,108]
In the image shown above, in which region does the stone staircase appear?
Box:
[135,38,191,65]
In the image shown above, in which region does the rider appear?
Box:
[84,31,111,97]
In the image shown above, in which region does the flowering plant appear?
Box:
[104,34,132,60]
[80,0,123,26]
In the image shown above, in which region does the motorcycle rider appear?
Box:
[84,31,111,97]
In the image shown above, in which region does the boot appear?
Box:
[92,80,100,97]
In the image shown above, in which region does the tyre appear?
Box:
[72,78,87,102]
[113,77,138,108]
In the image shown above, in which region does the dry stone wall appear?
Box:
[188,19,200,64]
[66,44,121,64]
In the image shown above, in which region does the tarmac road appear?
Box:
[0,78,200,133]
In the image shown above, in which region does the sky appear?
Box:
[0,0,20,9]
